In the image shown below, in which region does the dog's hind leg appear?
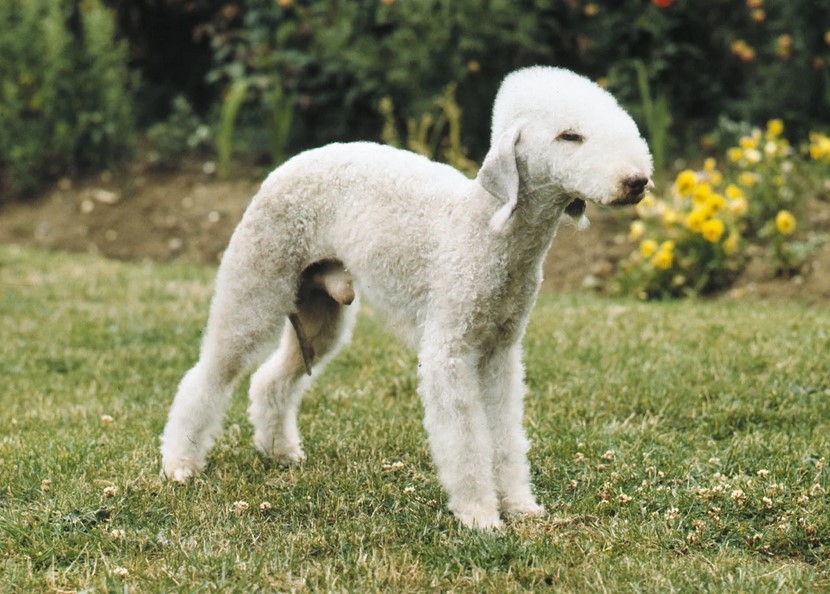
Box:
[248,282,358,466]
[160,223,301,481]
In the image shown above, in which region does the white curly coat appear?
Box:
[160,66,653,529]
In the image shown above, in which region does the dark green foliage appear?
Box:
[0,0,134,199]
[146,96,212,170]
[198,0,829,159]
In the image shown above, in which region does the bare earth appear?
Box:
[2,163,829,304]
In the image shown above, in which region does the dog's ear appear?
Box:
[477,123,523,232]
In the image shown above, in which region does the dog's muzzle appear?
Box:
[611,176,651,206]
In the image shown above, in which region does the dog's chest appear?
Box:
[464,267,540,349]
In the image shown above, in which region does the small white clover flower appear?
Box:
[259,501,273,512]
[103,485,118,498]
[113,567,129,578]
[231,500,249,514]
[100,414,115,427]
[730,489,747,505]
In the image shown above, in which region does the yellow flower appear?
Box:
[692,182,712,205]
[675,170,697,196]
[662,208,681,226]
[739,135,757,150]
[708,171,723,187]
[652,249,674,270]
[704,193,726,215]
[766,119,784,137]
[584,3,599,16]
[738,172,757,187]
[776,35,793,59]
[701,218,725,243]
[703,158,717,172]
[628,221,645,241]
[660,240,676,252]
[809,133,830,162]
[730,39,756,61]
[640,239,658,258]
[775,210,796,235]
[727,147,743,163]
[724,231,740,254]
[686,208,709,232]
[725,184,744,199]
[728,196,748,216]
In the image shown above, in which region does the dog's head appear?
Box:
[478,66,653,232]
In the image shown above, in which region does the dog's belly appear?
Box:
[337,255,430,348]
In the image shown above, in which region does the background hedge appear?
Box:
[1,0,828,198]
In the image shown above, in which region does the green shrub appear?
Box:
[146,96,211,170]
[195,0,829,163]
[0,0,134,199]
[202,0,573,157]
[379,83,477,177]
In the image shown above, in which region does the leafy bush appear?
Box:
[379,84,477,177]
[199,0,578,157]
[0,0,134,199]
[193,0,829,162]
[146,96,212,169]
[590,0,830,147]
[615,121,825,298]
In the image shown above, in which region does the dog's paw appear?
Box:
[253,432,307,467]
[272,445,307,467]
[162,458,203,483]
[501,497,546,517]
[453,505,503,531]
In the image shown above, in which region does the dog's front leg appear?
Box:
[480,345,544,517]
[417,344,501,530]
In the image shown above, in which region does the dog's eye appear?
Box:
[556,131,584,143]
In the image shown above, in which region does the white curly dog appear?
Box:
[160,66,652,529]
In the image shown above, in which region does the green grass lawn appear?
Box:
[2,245,830,593]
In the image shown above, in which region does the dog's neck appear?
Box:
[499,180,570,273]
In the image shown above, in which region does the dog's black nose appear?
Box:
[624,176,649,195]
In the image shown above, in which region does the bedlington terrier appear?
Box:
[160,66,653,530]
